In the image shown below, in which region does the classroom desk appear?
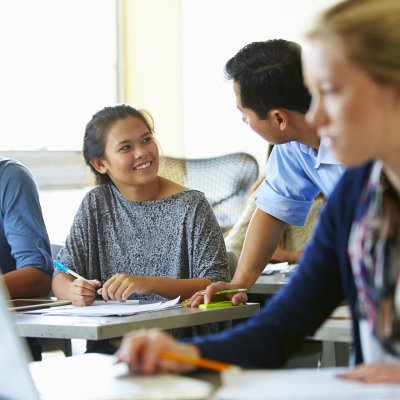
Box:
[251,274,352,342]
[30,354,400,400]
[311,316,353,367]
[14,303,260,341]
[313,317,352,344]
[249,273,288,295]
[251,273,352,367]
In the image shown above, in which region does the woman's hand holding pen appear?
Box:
[98,273,150,302]
[115,329,200,375]
[53,260,101,306]
[69,278,101,307]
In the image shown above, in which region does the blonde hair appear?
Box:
[307,0,400,85]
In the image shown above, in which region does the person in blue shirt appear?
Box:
[116,0,400,383]
[0,157,54,360]
[190,39,344,307]
[0,158,53,296]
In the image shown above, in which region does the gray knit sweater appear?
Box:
[57,184,230,338]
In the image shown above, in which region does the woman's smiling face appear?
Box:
[93,115,159,193]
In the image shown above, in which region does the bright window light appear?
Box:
[0,0,117,151]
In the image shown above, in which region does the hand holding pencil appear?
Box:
[115,329,238,375]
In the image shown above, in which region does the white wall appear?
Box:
[181,0,338,166]
[123,0,184,157]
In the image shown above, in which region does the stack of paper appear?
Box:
[23,297,181,317]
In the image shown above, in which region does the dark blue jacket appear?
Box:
[191,163,373,368]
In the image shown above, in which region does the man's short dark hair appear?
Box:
[225,39,311,119]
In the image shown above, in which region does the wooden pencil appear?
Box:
[159,350,234,372]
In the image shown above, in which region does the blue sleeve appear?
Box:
[0,162,53,275]
[189,172,352,368]
[255,144,319,226]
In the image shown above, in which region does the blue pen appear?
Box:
[53,259,94,285]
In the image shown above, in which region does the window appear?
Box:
[0,0,118,151]
[0,0,119,244]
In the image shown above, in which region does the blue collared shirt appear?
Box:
[255,141,344,226]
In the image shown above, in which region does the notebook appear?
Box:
[0,277,213,400]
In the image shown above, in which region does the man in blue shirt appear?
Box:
[190,39,344,306]
[0,157,54,359]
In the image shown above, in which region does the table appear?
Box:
[313,317,352,344]
[14,303,260,340]
[249,273,289,295]
[251,273,352,344]
[251,273,352,367]
[29,354,400,400]
[312,316,352,367]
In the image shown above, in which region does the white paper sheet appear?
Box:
[23,297,181,316]
[30,353,213,400]
[215,368,400,400]
[262,263,298,275]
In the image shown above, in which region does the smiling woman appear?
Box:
[83,106,160,200]
[51,104,230,353]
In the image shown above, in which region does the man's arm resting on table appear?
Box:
[192,209,286,306]
[4,267,52,298]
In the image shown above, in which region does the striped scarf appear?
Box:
[349,161,400,356]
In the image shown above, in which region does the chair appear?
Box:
[158,153,259,232]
